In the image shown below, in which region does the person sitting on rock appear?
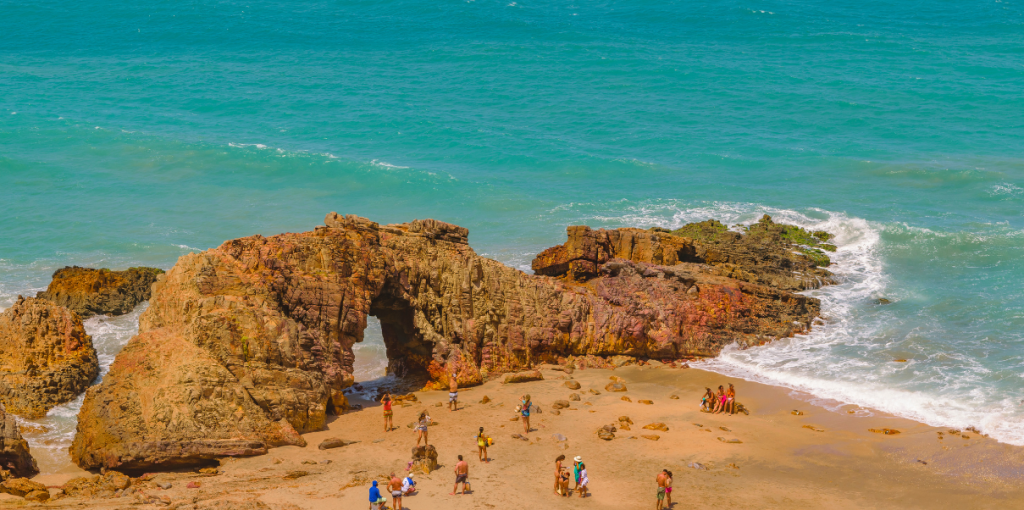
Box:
[713,385,726,414]
[726,384,737,415]
[369,480,384,510]
[701,387,714,412]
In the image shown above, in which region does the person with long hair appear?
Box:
[381,392,394,432]
[554,454,566,495]
[415,410,431,446]
[476,426,489,463]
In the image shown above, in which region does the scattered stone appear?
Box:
[719,426,731,432]
[24,489,49,502]
[319,438,357,450]
[321,459,332,464]
[552,400,570,410]
[157,482,172,490]
[718,437,742,444]
[597,425,616,441]
[569,394,580,401]
[302,460,317,465]
[802,425,824,432]
[962,435,970,439]
[0,477,47,497]
[480,396,491,404]
[565,380,581,390]
[669,395,680,400]
[638,399,653,405]
[434,402,443,407]
[551,410,560,415]
[728,463,740,469]
[791,410,804,416]
[641,435,660,441]
[619,416,634,424]
[876,298,892,305]
[917,459,928,465]
[643,423,668,432]
[186,481,201,489]
[868,428,901,435]
[510,416,520,421]
[504,371,544,384]
[283,470,309,480]
[511,434,529,442]
[693,423,703,427]
[16,424,48,435]
[589,389,601,395]
[198,467,218,475]
[894,359,908,363]
[621,396,632,402]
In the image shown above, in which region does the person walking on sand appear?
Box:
[554,454,566,495]
[577,462,589,498]
[449,372,459,412]
[476,427,489,463]
[451,454,470,495]
[656,469,668,509]
[381,392,394,432]
[415,411,431,446]
[389,472,403,510]
[520,394,532,434]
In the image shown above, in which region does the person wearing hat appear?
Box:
[402,472,416,495]
[573,456,582,491]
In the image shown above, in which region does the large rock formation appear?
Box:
[0,403,38,478]
[71,213,829,471]
[37,266,164,317]
[0,297,99,418]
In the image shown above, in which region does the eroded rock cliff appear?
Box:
[71,213,828,471]
[0,403,37,478]
[37,266,164,317]
[0,297,99,418]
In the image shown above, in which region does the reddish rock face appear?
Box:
[71,213,827,471]
[37,266,164,317]
[0,297,99,418]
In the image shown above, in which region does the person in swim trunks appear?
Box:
[656,469,668,509]
[451,454,469,495]
[449,372,459,412]
[700,387,714,412]
[388,472,403,510]
[381,392,393,432]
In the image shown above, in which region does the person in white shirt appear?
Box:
[402,473,416,495]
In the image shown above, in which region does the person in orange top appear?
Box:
[380,392,394,432]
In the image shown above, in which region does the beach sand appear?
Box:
[13,365,1024,509]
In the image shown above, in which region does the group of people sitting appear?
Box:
[554,454,589,498]
[368,472,416,510]
[701,383,738,414]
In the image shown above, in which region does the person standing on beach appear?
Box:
[577,462,589,498]
[416,411,431,446]
[449,372,459,412]
[664,470,673,507]
[656,469,668,509]
[520,394,532,435]
[388,472,403,510]
[554,454,565,495]
[381,392,393,432]
[451,454,470,495]
[476,426,489,463]
[573,456,582,491]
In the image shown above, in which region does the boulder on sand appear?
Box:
[505,371,544,384]
[0,297,99,418]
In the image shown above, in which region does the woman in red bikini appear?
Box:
[381,392,394,432]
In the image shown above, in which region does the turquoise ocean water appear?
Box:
[3,0,1024,471]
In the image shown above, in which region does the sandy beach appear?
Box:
[10,364,1023,509]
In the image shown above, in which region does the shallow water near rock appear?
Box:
[3,0,1024,472]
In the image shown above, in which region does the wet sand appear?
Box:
[13,364,1024,509]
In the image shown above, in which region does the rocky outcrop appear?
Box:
[0,403,38,478]
[37,266,164,317]
[0,297,99,418]
[71,213,829,471]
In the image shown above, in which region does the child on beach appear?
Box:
[477,427,489,463]
[381,392,393,432]
[560,467,571,496]
[576,462,589,498]
[520,394,532,435]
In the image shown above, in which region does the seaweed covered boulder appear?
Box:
[37,266,164,317]
[0,297,99,418]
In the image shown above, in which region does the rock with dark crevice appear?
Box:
[37,266,164,318]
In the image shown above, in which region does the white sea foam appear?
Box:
[563,200,1024,446]
[370,159,409,170]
